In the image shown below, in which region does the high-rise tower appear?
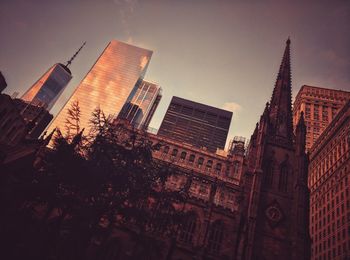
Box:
[118,80,162,130]
[157,96,232,153]
[293,85,350,150]
[243,39,310,260]
[46,40,153,137]
[21,42,85,111]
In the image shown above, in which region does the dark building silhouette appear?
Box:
[243,38,310,260]
[13,99,53,139]
[158,96,232,152]
[0,94,27,146]
[0,71,7,93]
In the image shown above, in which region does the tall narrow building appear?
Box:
[46,40,153,137]
[293,85,350,150]
[21,42,85,111]
[118,80,162,130]
[244,39,310,260]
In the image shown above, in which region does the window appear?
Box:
[163,146,169,154]
[279,163,289,192]
[206,160,213,170]
[264,160,274,186]
[171,148,178,157]
[189,154,195,163]
[179,214,197,244]
[180,151,187,160]
[215,163,222,173]
[207,221,224,254]
[233,161,240,176]
[198,157,204,167]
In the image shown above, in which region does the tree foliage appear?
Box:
[0,108,187,260]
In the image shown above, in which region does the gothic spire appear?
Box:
[66,42,86,68]
[268,38,293,143]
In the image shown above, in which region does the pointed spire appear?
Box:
[295,112,306,155]
[66,42,86,68]
[296,111,306,130]
[268,38,293,143]
[43,127,56,146]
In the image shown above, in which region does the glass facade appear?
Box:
[22,63,72,111]
[118,80,162,129]
[46,40,153,137]
[158,96,232,152]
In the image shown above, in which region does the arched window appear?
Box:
[179,213,197,244]
[180,151,187,161]
[171,148,178,157]
[206,160,213,171]
[197,157,204,168]
[278,163,289,192]
[189,154,195,164]
[207,220,224,254]
[264,160,274,187]
[215,163,222,173]
[233,161,240,175]
[163,146,170,154]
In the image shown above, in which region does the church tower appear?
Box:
[243,39,310,260]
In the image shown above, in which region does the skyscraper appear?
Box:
[46,40,153,137]
[118,80,162,129]
[293,85,350,150]
[21,42,85,111]
[157,96,232,152]
[308,100,350,260]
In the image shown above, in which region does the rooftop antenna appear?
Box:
[66,41,86,68]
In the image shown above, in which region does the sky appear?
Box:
[1,0,349,147]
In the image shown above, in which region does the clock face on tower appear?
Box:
[265,201,284,227]
[265,206,282,222]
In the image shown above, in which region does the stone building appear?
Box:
[293,85,350,150]
[149,133,246,259]
[308,101,350,260]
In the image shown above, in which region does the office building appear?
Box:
[118,80,161,129]
[21,43,85,111]
[46,40,153,137]
[293,85,350,150]
[158,96,232,152]
[21,63,72,110]
[308,101,350,260]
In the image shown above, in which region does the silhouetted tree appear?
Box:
[0,107,187,260]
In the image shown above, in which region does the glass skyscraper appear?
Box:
[22,63,72,110]
[118,80,162,129]
[46,40,153,137]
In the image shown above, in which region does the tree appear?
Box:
[65,100,81,140]
[0,108,188,260]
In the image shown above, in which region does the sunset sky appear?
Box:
[1,0,349,146]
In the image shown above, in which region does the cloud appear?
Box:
[222,102,242,113]
[114,0,138,41]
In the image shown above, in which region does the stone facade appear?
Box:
[308,101,350,260]
[293,85,350,150]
